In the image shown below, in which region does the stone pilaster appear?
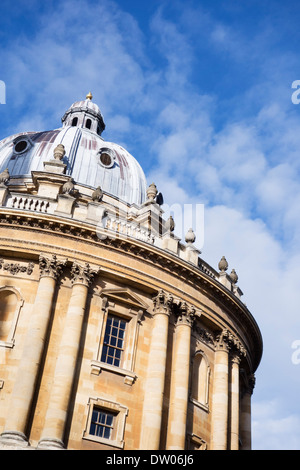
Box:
[0,255,65,447]
[166,302,195,450]
[38,262,97,449]
[140,290,173,450]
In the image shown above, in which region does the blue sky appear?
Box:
[1,0,300,450]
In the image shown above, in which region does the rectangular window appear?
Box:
[101,315,126,367]
[83,397,128,448]
[89,408,114,440]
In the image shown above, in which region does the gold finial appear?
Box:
[86,91,93,100]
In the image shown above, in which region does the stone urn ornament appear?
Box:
[185,228,196,244]
[146,182,158,201]
[0,168,10,186]
[53,144,66,161]
[218,256,228,272]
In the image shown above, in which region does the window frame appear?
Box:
[83,397,128,449]
[90,289,148,385]
[100,314,127,368]
[0,286,24,349]
[190,350,210,411]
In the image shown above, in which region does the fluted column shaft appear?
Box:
[210,333,230,450]
[230,355,240,450]
[166,303,195,450]
[1,255,64,446]
[140,290,172,450]
[38,263,96,449]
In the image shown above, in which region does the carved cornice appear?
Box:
[70,262,98,286]
[39,254,66,280]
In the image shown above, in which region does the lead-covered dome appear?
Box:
[0,94,147,205]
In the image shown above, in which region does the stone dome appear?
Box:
[0,95,147,206]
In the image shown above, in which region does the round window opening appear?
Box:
[98,148,115,168]
[14,140,28,153]
[100,152,112,167]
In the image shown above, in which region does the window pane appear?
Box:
[89,408,114,440]
[101,314,126,367]
[106,414,113,426]
[112,327,118,337]
[115,349,121,359]
[90,422,96,435]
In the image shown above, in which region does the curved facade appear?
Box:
[0,96,262,451]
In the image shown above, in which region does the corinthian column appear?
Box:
[240,374,255,450]
[140,290,173,450]
[210,330,230,450]
[230,354,241,450]
[38,262,97,450]
[166,302,195,450]
[0,254,65,447]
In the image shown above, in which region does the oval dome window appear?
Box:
[100,152,112,166]
[98,148,115,168]
[14,140,28,153]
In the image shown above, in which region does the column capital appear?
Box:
[215,329,246,358]
[39,254,66,280]
[152,289,173,316]
[214,329,232,352]
[231,353,242,365]
[243,373,256,396]
[70,262,98,286]
[175,301,196,328]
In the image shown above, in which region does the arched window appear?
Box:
[0,287,24,348]
[85,118,92,130]
[191,351,210,409]
[71,117,78,126]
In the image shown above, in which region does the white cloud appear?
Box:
[253,400,300,450]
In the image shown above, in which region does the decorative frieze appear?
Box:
[0,259,34,276]
[193,324,214,346]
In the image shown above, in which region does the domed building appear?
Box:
[0,94,262,450]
